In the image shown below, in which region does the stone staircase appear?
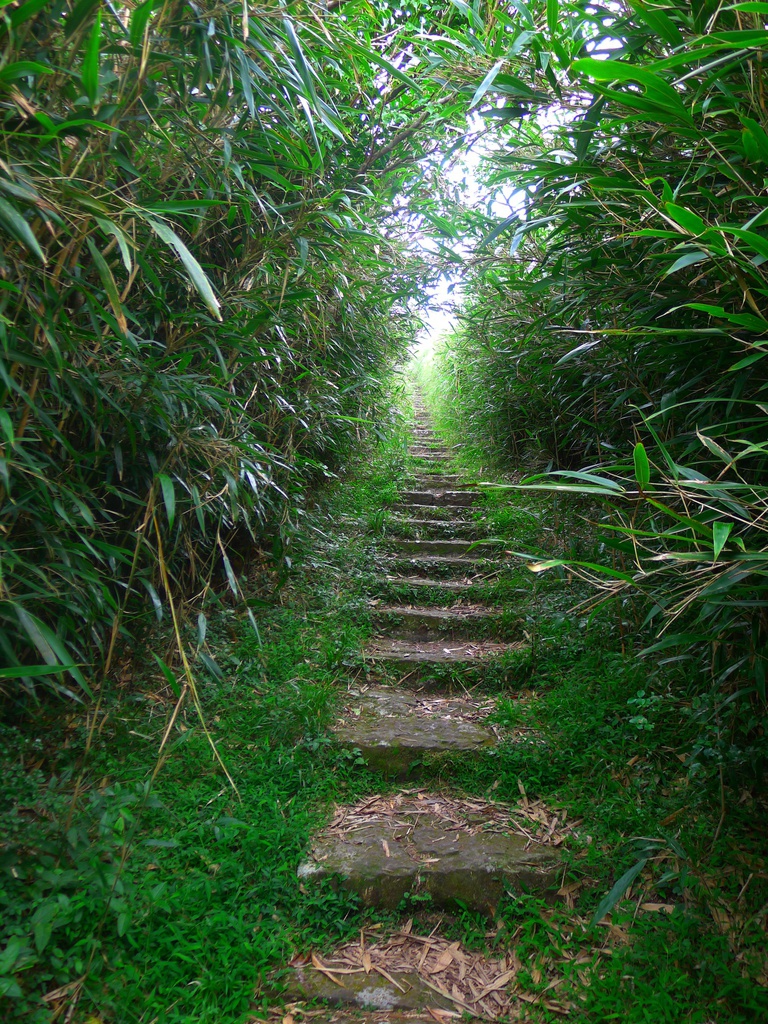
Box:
[278,396,564,1020]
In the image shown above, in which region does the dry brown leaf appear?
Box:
[420,976,476,1014]
[373,964,406,992]
[309,954,347,987]
[475,968,517,999]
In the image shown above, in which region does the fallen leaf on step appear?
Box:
[641,902,675,914]
[427,942,460,974]
[310,953,346,987]
[475,968,516,998]
[382,839,391,858]
[373,964,406,991]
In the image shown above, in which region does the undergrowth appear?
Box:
[0,397,412,1023]
[2,381,767,1023]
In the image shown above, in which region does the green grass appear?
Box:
[0,411,413,1023]
[412,410,768,1023]
[2,390,767,1024]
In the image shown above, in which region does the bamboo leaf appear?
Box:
[15,608,92,696]
[152,653,180,698]
[95,217,132,273]
[82,10,102,107]
[591,858,648,927]
[664,204,706,236]
[0,61,53,84]
[470,60,504,109]
[0,663,83,680]
[573,57,692,123]
[129,0,155,49]
[547,0,558,35]
[140,579,164,621]
[65,0,101,37]
[283,18,318,105]
[346,40,423,92]
[633,442,651,489]
[144,217,222,319]
[712,522,733,561]
[86,237,127,334]
[157,473,176,532]
[0,197,45,262]
[665,250,709,275]
[220,548,240,597]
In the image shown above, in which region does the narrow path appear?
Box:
[279,395,564,1019]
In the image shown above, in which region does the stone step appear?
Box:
[281,925,563,1017]
[391,502,475,519]
[381,575,479,595]
[371,604,506,638]
[386,517,485,540]
[409,449,452,459]
[398,490,480,508]
[388,538,502,557]
[399,491,479,507]
[363,636,525,668]
[384,554,505,580]
[333,686,497,776]
[376,576,520,610]
[382,559,487,582]
[408,478,462,490]
[297,792,560,914]
[283,969,456,1014]
[406,476,465,489]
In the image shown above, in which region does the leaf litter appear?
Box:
[324,789,584,850]
[263,917,624,1022]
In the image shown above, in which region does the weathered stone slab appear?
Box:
[371,605,501,636]
[363,637,526,665]
[390,502,474,519]
[408,450,451,459]
[339,685,492,718]
[384,554,496,579]
[387,518,484,540]
[282,967,455,1012]
[406,478,466,491]
[298,820,560,913]
[381,576,479,594]
[399,491,479,508]
[390,538,501,557]
[409,470,461,479]
[334,714,495,776]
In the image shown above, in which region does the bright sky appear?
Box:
[415,114,526,354]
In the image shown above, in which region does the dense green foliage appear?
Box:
[0,0,473,698]
[3,0,768,1018]
[3,419,765,1021]
[419,1,768,742]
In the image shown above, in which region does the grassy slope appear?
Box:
[2,378,767,1023]
[410,359,768,1021]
